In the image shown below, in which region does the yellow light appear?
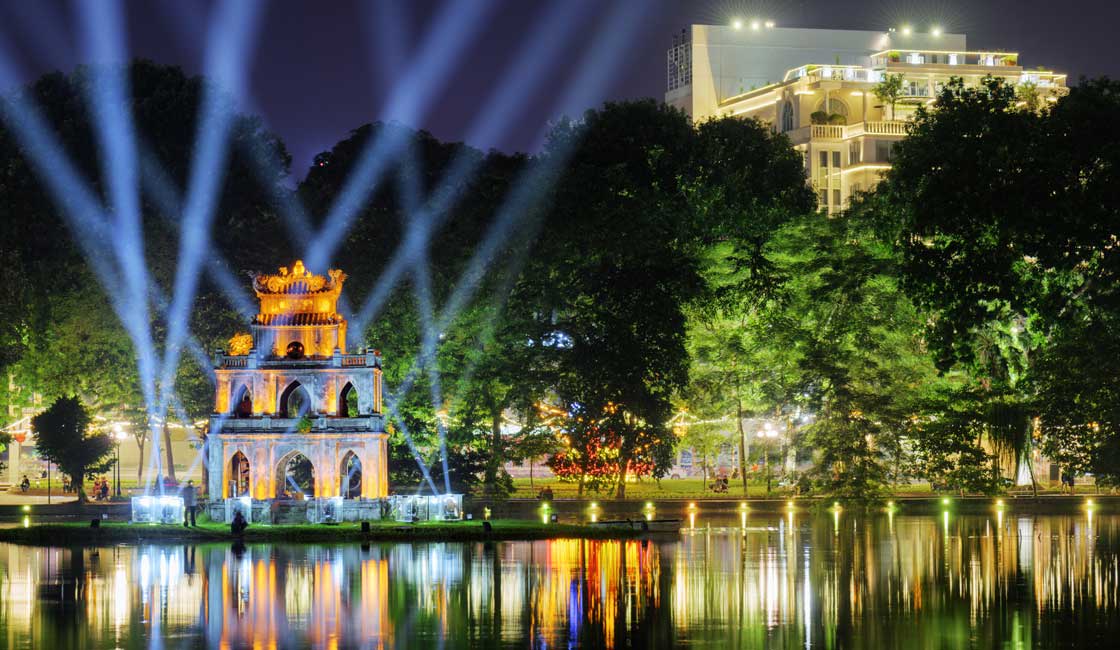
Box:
[1086,499,1095,508]
[850,91,864,96]
[740,511,748,528]
[764,20,775,29]
[688,502,697,510]
[996,499,1004,507]
[931,26,943,37]
[645,512,653,521]
[731,18,743,30]
[644,501,654,510]
[833,501,842,511]
[590,514,598,523]
[22,516,29,528]
[901,25,912,36]
[21,505,31,513]
[750,20,761,31]
[786,499,795,509]
[739,501,748,510]
[589,502,598,509]
[941,497,950,506]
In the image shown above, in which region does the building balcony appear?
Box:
[215,348,381,370]
[870,49,1020,68]
[787,120,908,145]
[211,414,384,433]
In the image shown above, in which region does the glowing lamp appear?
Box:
[764,20,775,29]
[750,20,761,31]
[13,432,26,444]
[901,25,912,36]
[941,497,950,506]
[931,26,943,37]
[21,505,30,513]
[731,18,743,30]
[688,502,697,510]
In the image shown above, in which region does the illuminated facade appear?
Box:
[205,261,388,520]
[667,26,1067,213]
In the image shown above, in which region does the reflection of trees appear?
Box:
[1,520,1119,647]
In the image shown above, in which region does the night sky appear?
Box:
[0,0,1116,178]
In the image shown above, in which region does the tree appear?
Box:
[873,73,905,120]
[867,76,1120,486]
[30,396,112,502]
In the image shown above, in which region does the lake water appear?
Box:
[1,512,1118,648]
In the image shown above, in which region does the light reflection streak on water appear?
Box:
[0,514,1118,648]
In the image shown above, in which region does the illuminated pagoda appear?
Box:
[205,260,388,522]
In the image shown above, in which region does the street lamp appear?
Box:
[113,425,128,498]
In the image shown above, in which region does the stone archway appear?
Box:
[338,381,358,417]
[340,450,362,498]
[279,381,312,418]
[233,383,253,417]
[275,451,316,499]
[229,451,251,497]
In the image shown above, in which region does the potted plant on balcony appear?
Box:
[873,73,905,120]
[810,111,829,125]
[827,113,847,125]
[887,51,901,63]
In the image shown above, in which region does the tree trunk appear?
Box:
[162,424,176,481]
[135,439,145,483]
[486,402,503,495]
[528,458,534,490]
[616,459,628,499]
[75,477,86,504]
[737,396,748,498]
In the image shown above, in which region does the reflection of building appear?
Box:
[667,25,1067,213]
[204,261,388,520]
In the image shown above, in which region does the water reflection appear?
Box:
[1,513,1118,648]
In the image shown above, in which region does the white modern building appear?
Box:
[667,24,1067,213]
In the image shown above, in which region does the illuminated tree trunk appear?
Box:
[737,394,748,498]
[135,438,145,483]
[162,423,176,481]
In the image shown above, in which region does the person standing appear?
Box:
[183,480,198,527]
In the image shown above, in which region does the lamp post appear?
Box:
[113,425,128,498]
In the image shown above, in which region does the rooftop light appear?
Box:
[901,25,912,36]
[732,18,743,30]
[764,20,775,29]
[750,20,761,31]
[931,26,943,37]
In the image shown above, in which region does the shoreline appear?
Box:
[0,519,643,546]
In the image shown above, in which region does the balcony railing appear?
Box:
[870,50,1020,68]
[793,121,909,143]
[215,348,382,370]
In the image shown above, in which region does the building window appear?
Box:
[849,140,862,164]
[814,97,849,120]
[875,140,895,162]
[833,189,841,206]
[781,101,795,132]
[832,151,841,168]
[906,52,925,64]
[949,53,959,65]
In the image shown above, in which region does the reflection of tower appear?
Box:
[205,261,388,520]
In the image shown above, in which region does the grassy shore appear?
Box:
[509,477,1103,500]
[0,518,641,546]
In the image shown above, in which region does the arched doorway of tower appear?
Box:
[338,381,358,417]
[340,450,362,498]
[233,384,253,418]
[276,451,315,499]
[279,381,312,418]
[229,451,251,497]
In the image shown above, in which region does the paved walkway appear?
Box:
[0,493,78,505]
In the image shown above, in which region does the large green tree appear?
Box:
[30,396,112,502]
